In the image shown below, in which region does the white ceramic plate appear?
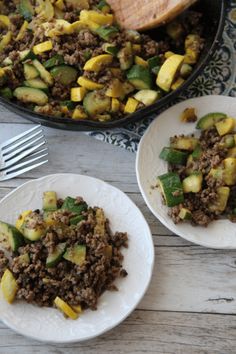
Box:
[136,95,236,249]
[0,174,154,343]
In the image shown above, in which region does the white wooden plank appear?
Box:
[0,310,235,353]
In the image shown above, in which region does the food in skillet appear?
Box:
[0,192,128,319]
[0,0,204,121]
[157,111,236,227]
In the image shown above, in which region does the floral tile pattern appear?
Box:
[87,1,236,153]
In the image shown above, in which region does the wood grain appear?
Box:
[107,0,197,30]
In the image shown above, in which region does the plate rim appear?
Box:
[0,173,155,343]
[136,95,236,249]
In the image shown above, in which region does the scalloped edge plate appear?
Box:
[0,174,154,343]
[136,95,236,249]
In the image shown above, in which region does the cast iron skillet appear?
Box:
[0,0,226,131]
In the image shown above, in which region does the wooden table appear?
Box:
[1,107,236,354]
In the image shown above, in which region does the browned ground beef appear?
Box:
[168,127,232,227]
[0,198,128,311]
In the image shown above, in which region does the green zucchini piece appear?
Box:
[0,87,13,99]
[170,136,199,151]
[83,91,110,116]
[0,221,25,251]
[96,26,119,41]
[133,89,160,106]
[220,135,235,149]
[69,215,85,225]
[18,0,34,21]
[97,0,109,10]
[60,100,76,110]
[83,49,92,60]
[2,57,13,66]
[32,59,53,86]
[151,66,161,75]
[43,191,58,211]
[21,213,46,241]
[178,208,192,220]
[102,43,119,56]
[17,253,30,265]
[43,55,64,69]
[192,145,202,160]
[147,56,161,70]
[159,147,189,165]
[24,78,48,91]
[117,42,133,70]
[208,187,230,213]
[61,197,88,214]
[180,63,193,78]
[63,244,86,266]
[50,65,77,85]
[46,242,67,268]
[158,172,184,207]
[19,49,36,62]
[13,87,48,106]
[196,112,227,130]
[24,63,39,80]
[127,65,152,90]
[182,173,203,193]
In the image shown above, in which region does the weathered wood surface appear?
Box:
[0,115,236,353]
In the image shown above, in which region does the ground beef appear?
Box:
[0,199,128,311]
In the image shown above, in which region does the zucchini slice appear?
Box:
[117,42,133,70]
[63,244,86,266]
[69,215,85,225]
[54,296,78,320]
[182,173,203,193]
[178,208,192,220]
[46,242,67,268]
[208,187,230,213]
[43,54,64,69]
[0,221,25,251]
[18,0,34,21]
[196,112,227,130]
[159,147,189,165]
[170,136,199,151]
[1,269,18,304]
[83,91,110,116]
[61,197,87,214]
[21,213,46,241]
[32,59,53,86]
[127,65,152,90]
[43,191,58,211]
[158,172,184,207]
[24,78,48,91]
[50,65,77,85]
[13,87,48,106]
[24,63,39,80]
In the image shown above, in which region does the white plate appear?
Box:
[0,174,154,343]
[136,95,236,249]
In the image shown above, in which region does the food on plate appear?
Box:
[0,0,204,121]
[0,192,128,319]
[157,111,236,227]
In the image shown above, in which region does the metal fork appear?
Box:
[0,125,48,181]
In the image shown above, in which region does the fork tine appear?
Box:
[3,128,43,155]
[0,160,48,181]
[0,125,41,149]
[5,152,48,173]
[3,141,46,169]
[4,135,45,160]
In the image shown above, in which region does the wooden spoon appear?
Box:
[107,0,198,31]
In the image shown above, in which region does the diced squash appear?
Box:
[72,106,88,119]
[171,77,185,90]
[72,304,82,313]
[124,97,139,114]
[196,112,227,130]
[178,208,192,220]
[180,63,193,78]
[215,117,235,136]
[133,90,159,106]
[227,147,236,158]
[83,54,113,72]
[54,296,78,320]
[117,42,133,71]
[182,173,203,193]
[0,15,11,28]
[83,91,110,116]
[180,107,197,123]
[164,51,175,59]
[184,34,202,64]
[156,54,184,92]
[105,79,123,98]
[0,31,12,52]
[111,98,120,112]
[80,19,99,32]
[223,158,236,185]
[208,167,224,181]
[71,87,87,102]
[15,20,28,41]
[42,20,73,37]
[77,76,104,90]
[70,20,87,32]
[43,191,57,211]
[1,269,18,304]
[55,0,65,10]
[15,210,32,230]
[33,40,53,55]
[43,211,57,227]
[158,172,184,207]
[208,187,230,213]
[132,44,141,53]
[134,56,148,67]
[80,10,113,26]
[170,136,199,151]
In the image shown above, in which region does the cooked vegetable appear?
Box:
[46,242,67,268]
[83,91,110,116]
[63,244,86,265]
[117,42,133,70]
[127,65,152,90]
[50,65,77,85]
[215,118,235,136]
[182,173,203,193]
[1,269,18,304]
[178,208,192,220]
[133,90,160,106]
[96,26,119,41]
[21,213,46,241]
[71,87,87,102]
[15,210,32,230]
[196,112,227,130]
[77,76,104,90]
[43,55,64,69]
[124,97,139,114]
[24,78,48,91]
[84,54,113,72]
[32,59,53,86]
[180,107,197,123]
[223,158,236,186]
[159,147,189,165]
[54,296,78,320]
[158,172,184,207]
[33,40,53,55]
[43,191,58,211]
[0,221,25,251]
[156,54,184,92]
[170,136,199,151]
[18,0,34,21]
[61,197,87,214]
[24,63,39,80]
[13,87,48,105]
[209,187,230,213]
